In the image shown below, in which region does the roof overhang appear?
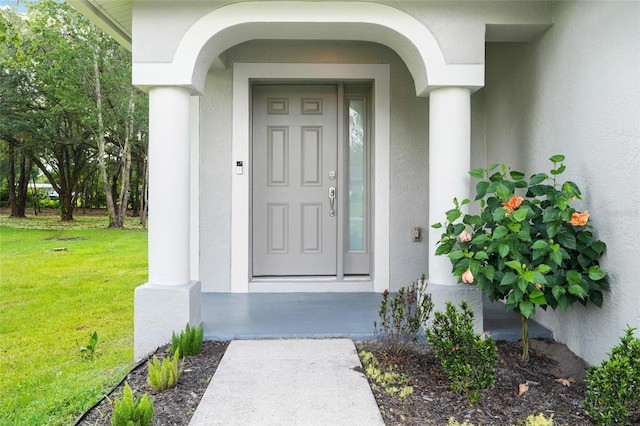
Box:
[67,0,132,51]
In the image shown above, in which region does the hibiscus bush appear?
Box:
[432,155,608,360]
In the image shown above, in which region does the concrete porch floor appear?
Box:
[201,293,552,342]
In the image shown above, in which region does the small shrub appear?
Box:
[79,331,99,360]
[374,275,433,355]
[358,349,413,398]
[583,326,640,425]
[170,323,204,357]
[111,382,153,426]
[426,300,498,396]
[147,349,184,392]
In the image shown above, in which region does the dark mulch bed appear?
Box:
[362,339,592,425]
[76,341,228,425]
[78,339,600,425]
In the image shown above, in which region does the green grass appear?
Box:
[0,214,147,425]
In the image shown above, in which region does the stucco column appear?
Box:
[428,87,471,285]
[427,87,482,332]
[134,86,201,360]
[148,86,191,284]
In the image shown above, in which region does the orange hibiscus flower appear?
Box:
[503,196,524,212]
[570,210,589,226]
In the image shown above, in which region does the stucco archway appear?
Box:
[132,1,483,96]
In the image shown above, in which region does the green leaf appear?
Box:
[550,165,566,175]
[588,266,607,281]
[552,286,566,302]
[482,265,495,281]
[556,231,576,250]
[557,197,569,211]
[522,271,535,283]
[475,181,490,199]
[492,226,508,240]
[512,208,528,222]
[493,207,508,222]
[546,222,561,238]
[474,251,489,260]
[519,300,535,318]
[592,240,606,255]
[589,290,604,308]
[536,264,551,274]
[505,261,522,273]
[431,222,442,229]
[568,283,586,299]
[469,168,484,179]
[532,240,548,250]
[448,250,465,260]
[510,170,525,180]
[529,173,547,186]
[549,154,565,163]
[498,244,510,258]
[435,239,455,256]
[549,250,563,266]
[533,271,549,284]
[496,183,511,199]
[500,271,518,286]
[557,295,571,310]
[470,233,489,244]
[517,278,528,293]
[529,290,547,305]
[446,208,461,222]
[566,270,582,285]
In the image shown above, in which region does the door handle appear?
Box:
[328,186,336,217]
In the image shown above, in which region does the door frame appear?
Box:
[231,63,390,293]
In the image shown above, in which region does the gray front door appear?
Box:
[252,85,338,276]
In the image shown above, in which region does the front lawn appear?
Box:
[0,214,147,425]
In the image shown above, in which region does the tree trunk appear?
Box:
[15,154,31,217]
[521,314,530,362]
[93,54,118,227]
[139,145,148,229]
[7,142,30,218]
[115,89,136,228]
[7,143,17,217]
[32,177,40,215]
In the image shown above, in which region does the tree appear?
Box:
[91,33,147,228]
[0,6,35,218]
[2,1,148,223]
[432,155,608,361]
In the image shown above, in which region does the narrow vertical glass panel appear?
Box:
[348,99,365,252]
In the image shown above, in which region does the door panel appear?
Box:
[253,85,338,276]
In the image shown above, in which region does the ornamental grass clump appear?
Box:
[147,349,183,392]
[111,382,153,426]
[432,155,608,360]
[170,323,204,358]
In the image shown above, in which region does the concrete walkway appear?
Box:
[189,339,385,426]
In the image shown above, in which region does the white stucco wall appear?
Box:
[131,1,552,69]
[482,1,640,365]
[199,41,429,292]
